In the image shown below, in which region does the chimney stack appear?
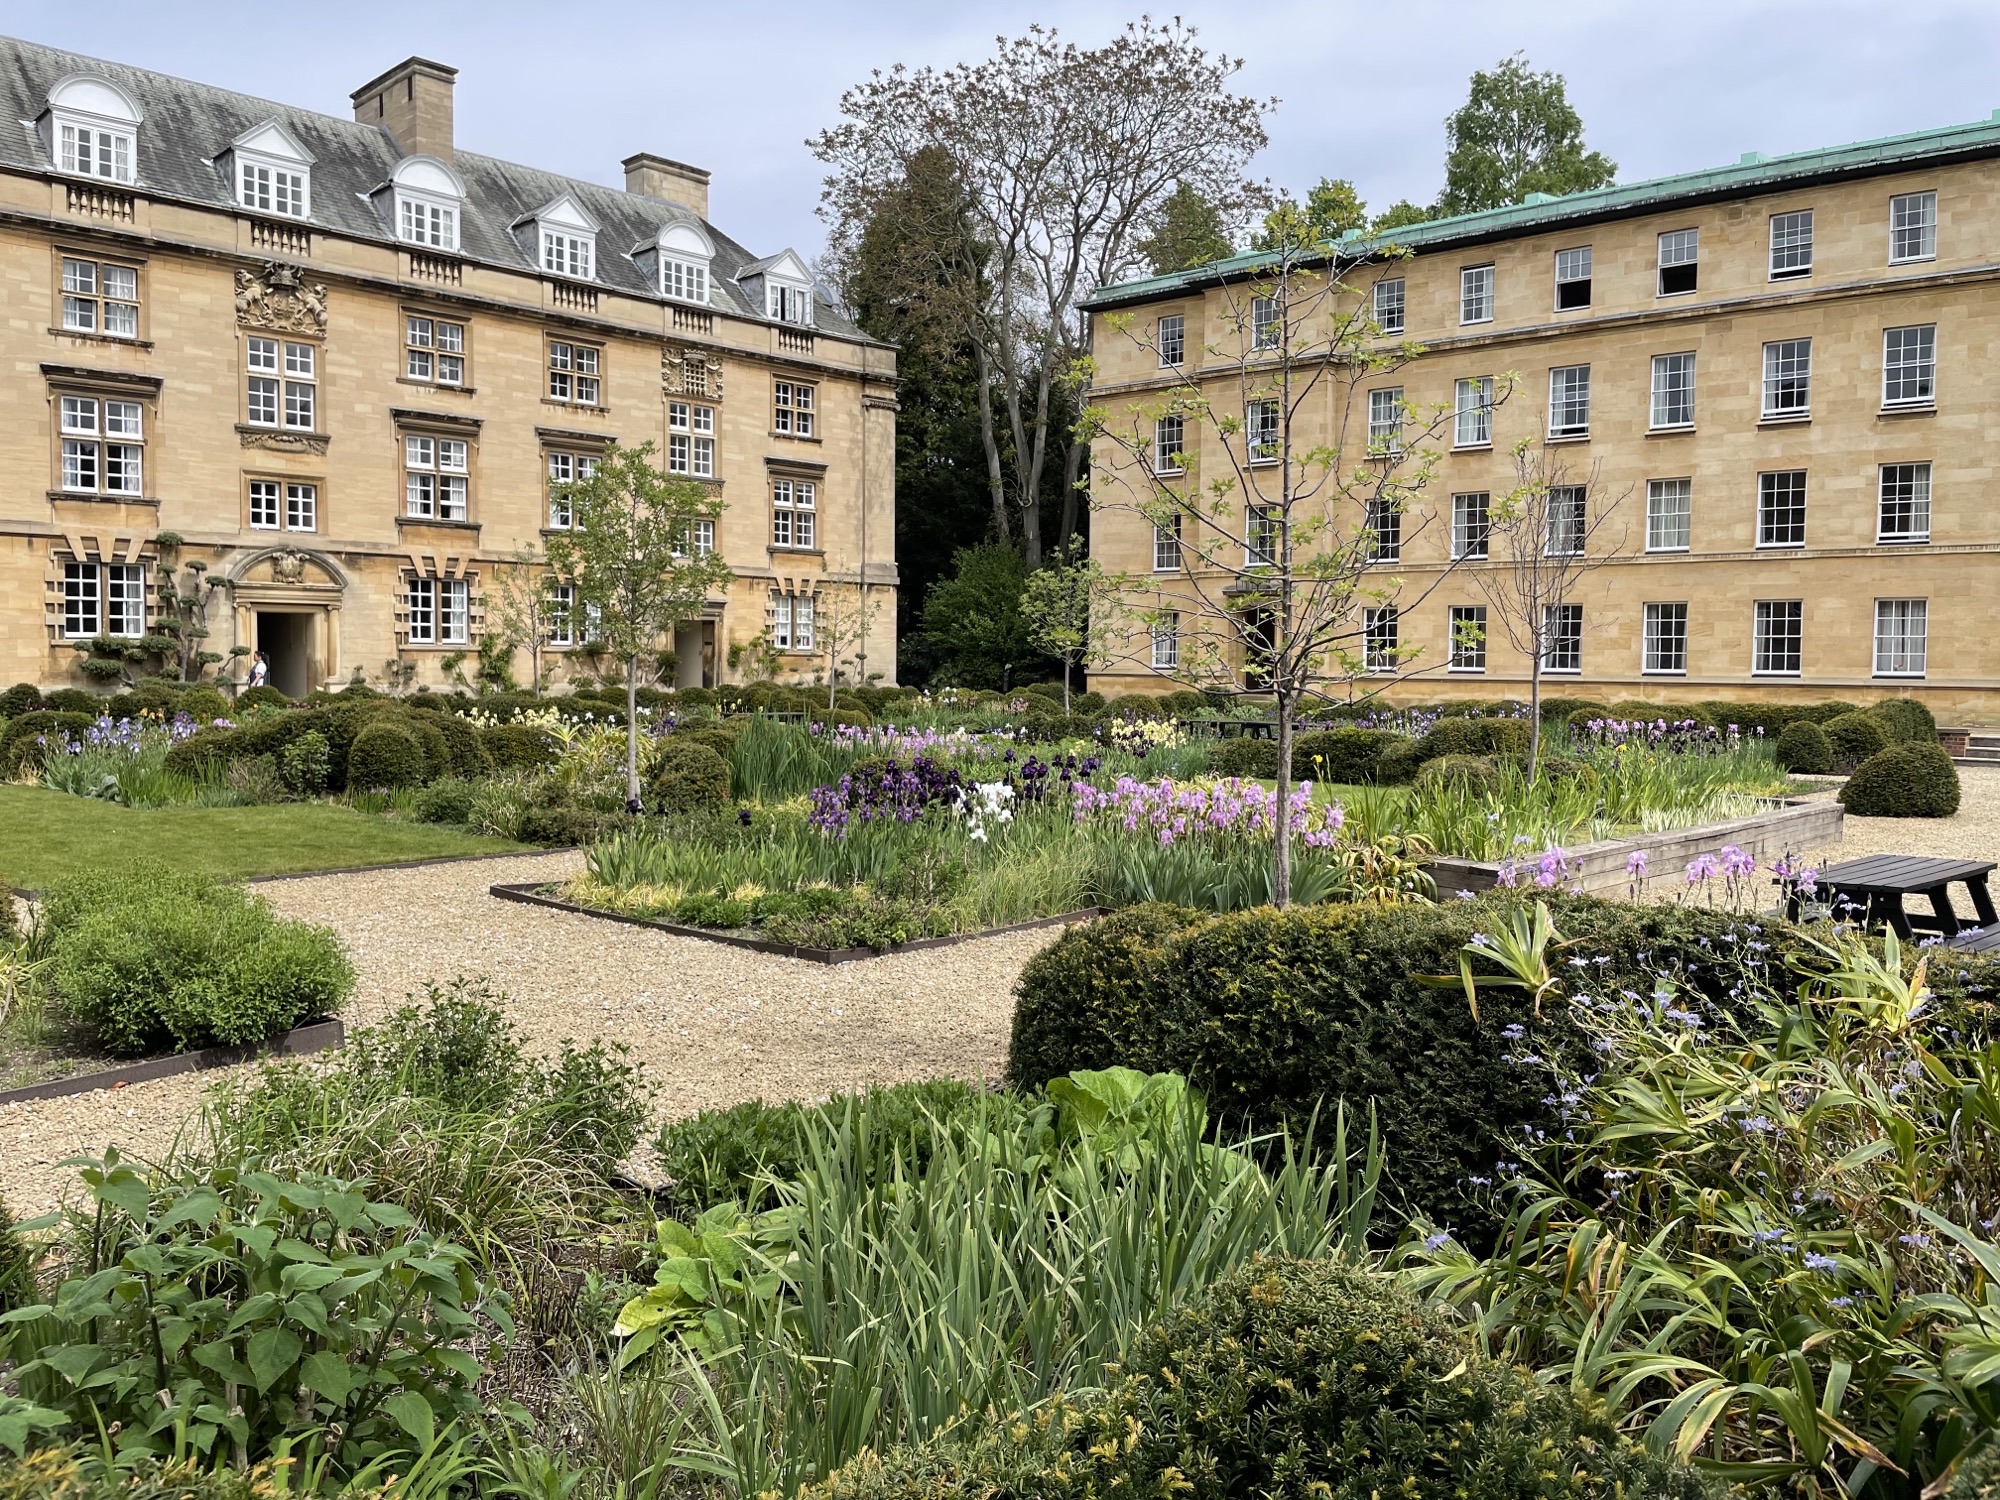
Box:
[623,153,710,220]
[352,57,458,161]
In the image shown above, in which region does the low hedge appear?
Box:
[234,684,291,713]
[1010,896,1784,1244]
[807,1257,1717,1500]
[1291,727,1402,783]
[347,721,428,789]
[1207,735,1279,779]
[1775,719,1834,774]
[483,722,559,771]
[647,738,732,813]
[1825,710,1891,766]
[1840,740,1962,818]
[1415,715,1528,762]
[1414,752,1500,794]
[0,711,92,775]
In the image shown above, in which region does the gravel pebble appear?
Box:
[1,850,1058,1216]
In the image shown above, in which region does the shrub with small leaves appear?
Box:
[1824,710,1891,767]
[346,722,428,790]
[1840,740,1961,818]
[1291,727,1403,783]
[647,739,732,814]
[1775,719,1834,774]
[0,684,42,719]
[1206,735,1278,779]
[277,729,330,795]
[1869,695,1939,745]
[234,684,290,714]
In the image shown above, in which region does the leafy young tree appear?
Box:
[811,584,882,711]
[1372,200,1435,232]
[487,547,555,693]
[1089,220,1520,906]
[543,443,731,804]
[1437,54,1617,216]
[814,20,1273,564]
[1470,442,1629,775]
[1019,554,1109,712]
[1252,178,1366,253]
[1139,182,1237,274]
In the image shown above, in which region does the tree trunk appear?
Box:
[625,655,641,807]
[829,650,838,714]
[976,346,1010,545]
[1527,657,1543,780]
[1057,437,1087,553]
[1062,664,1071,714]
[1021,488,1043,567]
[1273,692,1294,909]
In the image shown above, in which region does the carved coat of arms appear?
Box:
[235,262,328,336]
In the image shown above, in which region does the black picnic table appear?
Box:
[1786,854,2000,949]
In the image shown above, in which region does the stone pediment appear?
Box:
[227,545,346,599]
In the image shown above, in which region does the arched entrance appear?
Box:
[222,546,347,696]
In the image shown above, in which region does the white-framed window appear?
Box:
[545,451,598,529]
[1460,264,1494,325]
[1367,387,1403,453]
[1650,352,1695,429]
[406,576,469,645]
[239,158,307,218]
[772,478,816,549]
[1769,209,1814,279]
[1449,605,1487,672]
[61,560,145,639]
[1757,470,1807,548]
[1454,376,1493,448]
[58,393,144,496]
[105,562,144,638]
[1152,516,1181,572]
[1250,295,1280,349]
[285,482,317,532]
[1545,485,1586,556]
[398,195,457,251]
[1874,599,1928,677]
[795,593,815,650]
[58,121,134,183]
[61,257,139,339]
[1246,399,1280,463]
[1244,505,1277,566]
[690,518,715,556]
[249,480,279,530]
[1646,478,1692,552]
[1883,324,1937,408]
[547,582,577,645]
[1151,613,1180,670]
[1372,277,1405,335]
[1878,462,1932,544]
[1642,602,1688,674]
[1752,600,1802,676]
[541,228,595,280]
[1542,603,1582,673]
[405,315,466,385]
[669,402,716,477]
[1554,246,1592,310]
[547,340,600,406]
[1157,313,1185,367]
[663,256,709,304]
[61,560,100,637]
[770,591,792,650]
[404,434,469,521]
[1153,413,1185,475]
[767,282,814,325]
[1548,364,1591,439]
[1657,228,1698,296]
[1890,191,1937,264]
[246,336,316,430]
[1363,605,1398,672]
[770,589,816,650]
[773,380,816,437]
[1451,491,1489,560]
[1364,497,1400,562]
[1762,338,1812,419]
[249,478,315,531]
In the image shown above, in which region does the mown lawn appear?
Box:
[0,784,530,887]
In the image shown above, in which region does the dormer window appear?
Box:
[543,228,593,279]
[769,283,813,324]
[655,221,714,305]
[46,75,141,185]
[521,193,598,282]
[229,121,313,220]
[740,249,815,327]
[389,157,464,253]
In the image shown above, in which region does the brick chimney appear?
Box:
[352,58,457,161]
[623,153,710,220]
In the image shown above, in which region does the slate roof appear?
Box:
[1084,110,2000,311]
[0,33,870,342]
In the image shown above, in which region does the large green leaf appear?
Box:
[383,1389,436,1450]
[245,1327,302,1393]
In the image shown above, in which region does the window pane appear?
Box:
[1643,603,1689,673]
[1753,600,1803,675]
[1372,278,1404,334]
[1762,339,1812,417]
[1449,605,1487,671]
[1651,352,1695,427]
[1459,265,1493,324]
[1542,604,1582,672]
[1548,365,1591,438]
[1157,314,1185,366]
[249,480,280,529]
[1451,492,1489,559]
[1874,599,1928,676]
[286,483,316,531]
[1757,470,1808,547]
[1890,191,1937,262]
[1769,210,1814,277]
[1883,324,1937,406]
[1454,377,1492,446]
[1878,462,1932,543]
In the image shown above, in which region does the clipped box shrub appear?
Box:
[1374,736,1424,784]
[1792,700,1862,724]
[1416,715,1527,763]
[1775,719,1834,774]
[647,738,732,813]
[412,778,477,824]
[483,721,559,771]
[346,721,428,789]
[43,688,101,714]
[1414,752,1500,794]
[0,711,92,775]
[1072,690,1107,715]
[1535,695,1606,724]
[177,684,230,722]
[399,713,452,780]
[1869,695,1938,744]
[233,684,290,714]
[0,682,43,718]
[1291,727,1403,784]
[415,708,495,779]
[1207,735,1279,779]
[1840,740,1962,818]
[1824,710,1891,766]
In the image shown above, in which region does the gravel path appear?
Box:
[2,851,1057,1216]
[1793,764,2000,866]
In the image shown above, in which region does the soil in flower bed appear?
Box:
[0,1032,125,1094]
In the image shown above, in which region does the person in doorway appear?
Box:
[246,651,269,689]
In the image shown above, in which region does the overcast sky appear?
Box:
[17,1,2000,265]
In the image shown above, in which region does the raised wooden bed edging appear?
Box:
[489,882,1105,964]
[1427,798,1844,897]
[0,1018,346,1108]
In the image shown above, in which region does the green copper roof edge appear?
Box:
[1083,112,2000,311]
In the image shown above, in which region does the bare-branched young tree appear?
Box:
[810,583,881,712]
[813,20,1273,561]
[1471,442,1631,774]
[1088,220,1521,906]
[1019,553,1112,712]
[487,547,555,694]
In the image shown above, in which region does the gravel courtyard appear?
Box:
[1,850,1056,1216]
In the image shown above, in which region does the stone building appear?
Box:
[1083,115,2000,720]
[0,37,897,696]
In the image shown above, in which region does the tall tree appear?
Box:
[543,443,731,805]
[813,20,1273,565]
[913,544,1053,690]
[1138,182,1236,274]
[1252,178,1365,252]
[1437,54,1617,216]
[1372,200,1435,232]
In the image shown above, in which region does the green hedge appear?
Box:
[1010,897,1782,1243]
[1870,696,1939,744]
[0,682,42,718]
[1825,710,1891,766]
[1415,716,1528,763]
[806,1257,1717,1500]
[0,711,92,775]
[1207,735,1279,779]
[234,685,291,713]
[1840,741,1962,818]
[347,722,428,789]
[483,722,559,771]
[1291,727,1402,783]
[647,739,731,813]
[1775,719,1834,774]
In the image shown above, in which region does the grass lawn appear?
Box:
[0,784,531,887]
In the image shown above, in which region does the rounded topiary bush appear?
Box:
[43,688,102,714]
[1537,695,1606,724]
[397,714,452,781]
[0,710,93,775]
[1415,752,1499,794]
[1291,727,1402,784]
[1374,736,1424,785]
[0,682,42,719]
[346,721,428,789]
[1840,740,1961,818]
[1825,710,1892,767]
[483,722,558,771]
[1775,719,1835,774]
[234,684,291,714]
[1207,735,1279,779]
[177,684,231,723]
[648,738,732,813]
[1869,695,1939,745]
[419,709,495,780]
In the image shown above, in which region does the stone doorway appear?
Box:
[255,611,313,698]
